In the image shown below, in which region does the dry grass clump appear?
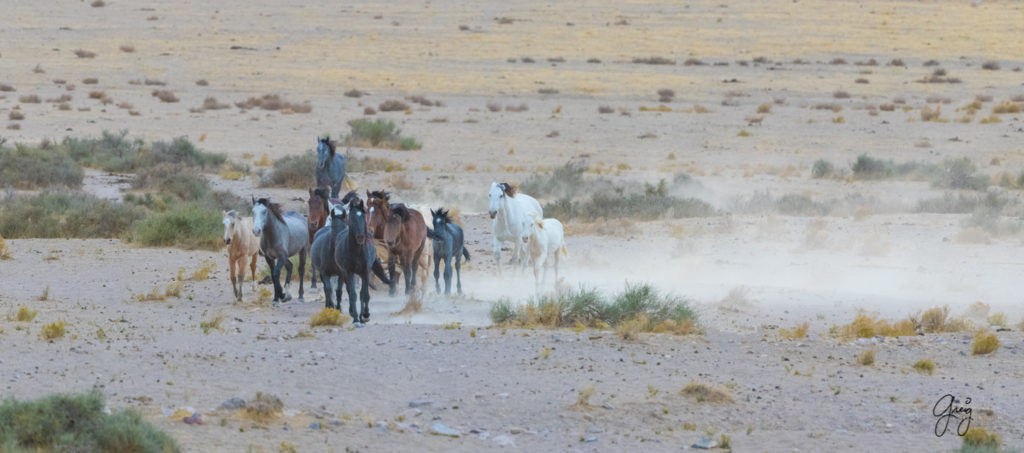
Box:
[571,385,596,410]
[15,306,37,322]
[40,320,67,340]
[981,61,1000,70]
[972,332,999,355]
[120,45,135,53]
[200,97,230,110]
[143,79,166,86]
[363,106,376,115]
[379,99,409,112]
[962,427,1000,451]
[505,103,528,112]
[0,233,11,260]
[408,95,442,106]
[913,359,935,375]
[632,56,675,65]
[344,89,365,98]
[856,349,875,366]
[74,49,96,58]
[47,94,73,103]
[91,0,105,6]
[598,105,614,114]
[779,322,808,340]
[992,101,1021,114]
[19,94,41,103]
[88,91,105,99]
[199,313,224,334]
[837,311,915,339]
[833,90,850,99]
[235,94,312,113]
[920,105,942,121]
[151,90,178,103]
[0,83,14,92]
[245,392,283,423]
[310,308,348,327]
[829,58,847,65]
[680,381,733,403]
[756,103,772,114]
[8,111,24,121]
[657,88,675,102]
[919,305,971,333]
[683,58,706,66]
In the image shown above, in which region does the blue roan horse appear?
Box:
[316,136,346,198]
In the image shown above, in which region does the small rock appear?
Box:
[430,423,460,437]
[409,400,434,408]
[493,434,516,447]
[509,427,524,434]
[583,413,594,422]
[582,436,598,443]
[692,437,718,449]
[601,403,614,410]
[329,417,343,425]
[586,424,603,434]
[219,397,246,410]
[400,408,422,419]
[183,414,204,425]
[309,423,320,430]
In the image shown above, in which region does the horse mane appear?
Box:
[390,204,412,222]
[340,190,360,205]
[255,198,285,223]
[225,209,237,218]
[321,135,336,157]
[500,182,517,198]
[312,187,330,215]
[369,190,390,201]
[434,208,451,224]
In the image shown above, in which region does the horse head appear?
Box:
[222,210,236,244]
[307,188,329,232]
[316,136,335,169]
[366,190,390,230]
[384,205,411,247]
[348,198,368,245]
[488,182,514,219]
[252,198,268,237]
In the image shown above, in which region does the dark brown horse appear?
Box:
[366,191,427,296]
[307,188,331,289]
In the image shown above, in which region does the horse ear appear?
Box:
[251,195,256,205]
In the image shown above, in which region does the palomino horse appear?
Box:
[333,198,392,324]
[488,182,542,274]
[315,136,346,198]
[222,210,260,301]
[426,208,471,295]
[366,191,426,296]
[252,197,309,304]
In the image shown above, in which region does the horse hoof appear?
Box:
[282,294,293,302]
[297,297,305,303]
[355,322,365,328]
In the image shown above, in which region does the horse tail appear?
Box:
[371,258,392,285]
[559,243,568,259]
[462,248,471,262]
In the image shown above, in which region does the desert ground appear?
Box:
[2,0,1024,451]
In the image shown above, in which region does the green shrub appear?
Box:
[545,181,714,222]
[133,164,210,201]
[62,131,224,172]
[0,144,83,189]
[489,299,516,324]
[131,203,222,250]
[344,118,421,150]
[933,158,988,191]
[0,192,144,239]
[811,159,834,178]
[259,153,315,188]
[0,391,178,452]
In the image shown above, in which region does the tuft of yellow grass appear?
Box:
[987,313,1007,328]
[256,287,273,304]
[245,392,283,423]
[972,332,999,355]
[779,322,809,340]
[253,154,273,167]
[0,233,11,260]
[15,306,37,322]
[200,313,224,334]
[756,103,771,114]
[992,101,1021,114]
[681,381,733,403]
[165,281,183,298]
[310,308,348,327]
[962,427,1000,450]
[219,169,244,181]
[913,359,935,375]
[838,311,915,339]
[40,320,66,340]
[918,305,971,333]
[856,349,875,366]
[572,385,595,409]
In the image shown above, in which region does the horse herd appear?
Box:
[221,137,568,325]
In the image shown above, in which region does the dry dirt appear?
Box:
[2,0,1024,451]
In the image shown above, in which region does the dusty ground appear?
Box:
[3,0,1024,451]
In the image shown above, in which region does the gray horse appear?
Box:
[316,136,346,198]
[310,204,349,309]
[333,198,391,325]
[426,208,471,295]
[252,197,309,304]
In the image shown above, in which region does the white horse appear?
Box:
[520,212,568,290]
[488,182,542,274]
[222,210,260,301]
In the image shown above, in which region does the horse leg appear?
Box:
[433,253,442,294]
[455,252,463,295]
[387,257,397,296]
[443,256,453,295]
[229,256,239,301]
[359,271,371,323]
[297,249,307,302]
[534,251,546,291]
[267,256,283,303]
[553,250,560,289]
[310,260,317,289]
[402,258,414,295]
[281,257,293,301]
[249,253,258,293]
[322,271,333,309]
[345,274,359,321]
[492,236,502,275]
[333,276,344,310]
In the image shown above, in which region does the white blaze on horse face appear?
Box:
[488,183,503,218]
[252,204,267,236]
[222,217,233,242]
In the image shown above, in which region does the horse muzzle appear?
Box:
[252,228,261,237]
[224,238,231,245]
[488,210,497,219]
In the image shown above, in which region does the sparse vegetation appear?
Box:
[245,392,283,423]
[0,143,84,189]
[0,192,144,239]
[73,49,96,58]
[131,202,223,250]
[310,308,348,327]
[811,159,835,178]
[836,311,916,339]
[680,381,733,403]
[259,152,314,188]
[200,313,224,334]
[972,332,999,355]
[856,349,875,366]
[15,306,37,322]
[779,322,808,340]
[0,391,178,452]
[40,320,66,340]
[632,56,675,65]
[913,359,935,375]
[490,284,699,337]
[961,427,1000,452]
[544,176,713,222]
[343,118,421,150]
[151,90,179,103]
[235,94,311,113]
[379,99,409,112]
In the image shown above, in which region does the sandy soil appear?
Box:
[2,0,1024,451]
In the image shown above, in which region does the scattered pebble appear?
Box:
[430,422,460,437]
[219,397,246,410]
[692,437,718,449]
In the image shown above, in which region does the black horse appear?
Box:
[333,198,391,324]
[316,136,346,198]
[426,208,471,295]
[310,205,348,309]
